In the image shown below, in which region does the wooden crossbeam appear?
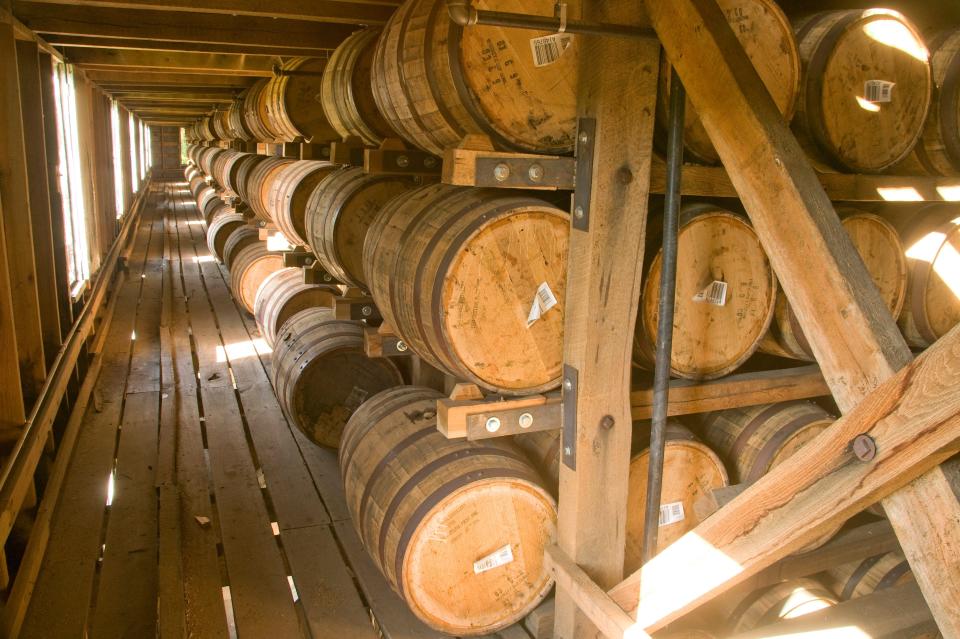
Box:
[21,0,398,24]
[14,2,355,49]
[86,71,257,87]
[43,34,332,57]
[63,49,277,75]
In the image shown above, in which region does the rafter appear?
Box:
[84,71,256,87]
[43,34,329,57]
[62,48,276,75]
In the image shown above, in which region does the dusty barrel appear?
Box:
[271,308,403,447]
[762,211,907,360]
[196,187,220,222]
[243,79,277,142]
[207,211,247,263]
[211,109,232,141]
[185,165,200,182]
[658,0,799,164]
[305,167,422,288]
[244,156,296,223]
[364,184,568,394]
[222,225,259,271]
[516,422,727,572]
[724,578,837,633]
[633,204,777,380]
[909,29,960,176]
[372,0,577,155]
[228,242,285,314]
[339,386,556,635]
[212,150,245,193]
[898,205,960,347]
[826,551,916,600]
[197,116,216,142]
[198,147,226,177]
[321,27,396,145]
[227,98,253,141]
[189,175,208,199]
[253,267,338,347]
[269,160,339,247]
[232,153,271,202]
[793,9,931,173]
[263,57,339,143]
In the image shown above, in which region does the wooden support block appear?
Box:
[329,137,369,166]
[362,324,407,358]
[334,295,380,322]
[523,598,555,639]
[302,262,341,286]
[442,146,575,190]
[296,141,334,160]
[281,248,314,269]
[629,365,829,420]
[436,392,561,440]
[364,138,441,176]
[448,382,484,402]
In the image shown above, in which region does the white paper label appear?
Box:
[526,282,559,327]
[659,501,685,527]
[692,280,728,306]
[864,80,895,103]
[529,34,573,67]
[474,544,514,574]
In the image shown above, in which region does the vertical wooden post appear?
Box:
[0,22,46,406]
[553,1,660,636]
[0,191,25,430]
[16,39,62,368]
[119,105,133,215]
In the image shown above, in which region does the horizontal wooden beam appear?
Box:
[15,2,354,49]
[62,48,277,75]
[116,94,235,103]
[86,71,256,87]
[43,33,328,56]
[606,323,960,634]
[22,0,398,24]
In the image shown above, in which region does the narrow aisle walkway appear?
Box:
[20,181,452,639]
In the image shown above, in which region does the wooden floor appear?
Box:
[19,181,535,639]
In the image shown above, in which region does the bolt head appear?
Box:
[578,132,588,144]
[563,378,572,391]
[564,446,572,456]
[396,155,410,168]
[493,163,511,182]
[485,417,501,433]
[600,415,615,430]
[574,206,584,219]
[527,164,544,182]
[423,156,438,168]
[518,412,534,429]
[852,434,877,462]
[395,340,408,352]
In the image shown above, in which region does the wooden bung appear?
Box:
[305,167,423,289]
[658,0,799,165]
[761,211,907,361]
[268,160,339,247]
[245,156,295,224]
[221,225,259,272]
[898,204,960,347]
[252,267,337,348]
[228,241,284,314]
[514,422,728,573]
[271,308,403,448]
[206,210,245,263]
[338,386,556,635]
[793,9,932,173]
[320,27,397,146]
[721,578,837,633]
[372,0,578,155]
[634,203,777,380]
[364,184,568,394]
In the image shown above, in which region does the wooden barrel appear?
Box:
[227,97,253,141]
[211,109,231,141]
[232,153,271,203]
[305,167,422,288]
[185,165,200,182]
[196,187,219,220]
[364,184,568,394]
[321,27,396,145]
[212,150,244,193]
[253,267,338,347]
[204,201,233,228]
[245,156,296,223]
[189,175,208,199]
[263,57,339,143]
[793,10,932,173]
[229,242,285,314]
[372,0,577,156]
[515,423,728,572]
[658,0,799,164]
[762,211,907,360]
[198,116,216,142]
[826,551,915,600]
[724,578,836,633]
[898,205,960,347]
[271,308,403,447]
[207,211,247,263]
[338,385,556,635]
[269,160,339,247]
[633,204,777,380]
[198,147,225,177]
[222,225,259,271]
[243,79,278,142]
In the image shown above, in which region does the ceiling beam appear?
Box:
[61,48,276,75]
[107,91,239,101]
[85,71,257,87]
[43,33,329,56]
[20,0,397,24]
[14,2,357,49]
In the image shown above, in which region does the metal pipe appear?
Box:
[446,0,654,39]
[641,68,685,565]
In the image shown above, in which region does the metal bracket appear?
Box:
[365,148,442,176]
[283,250,314,268]
[572,117,596,232]
[474,156,575,189]
[302,263,341,286]
[363,325,408,357]
[330,139,370,166]
[334,296,382,322]
[562,363,578,469]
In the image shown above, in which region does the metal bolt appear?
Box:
[852,434,877,462]
[323,273,332,282]
[600,415,615,430]
[493,163,511,182]
[563,378,573,391]
[395,340,408,352]
[304,257,314,266]
[574,206,584,219]
[485,417,501,433]
[518,412,534,429]
[396,155,410,168]
[361,305,373,317]
[564,446,572,456]
[578,132,588,144]
[423,156,438,168]
[528,164,544,183]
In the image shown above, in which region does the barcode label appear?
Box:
[659,501,685,527]
[864,80,895,103]
[692,280,728,306]
[530,34,573,68]
[527,282,559,327]
[474,544,514,574]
